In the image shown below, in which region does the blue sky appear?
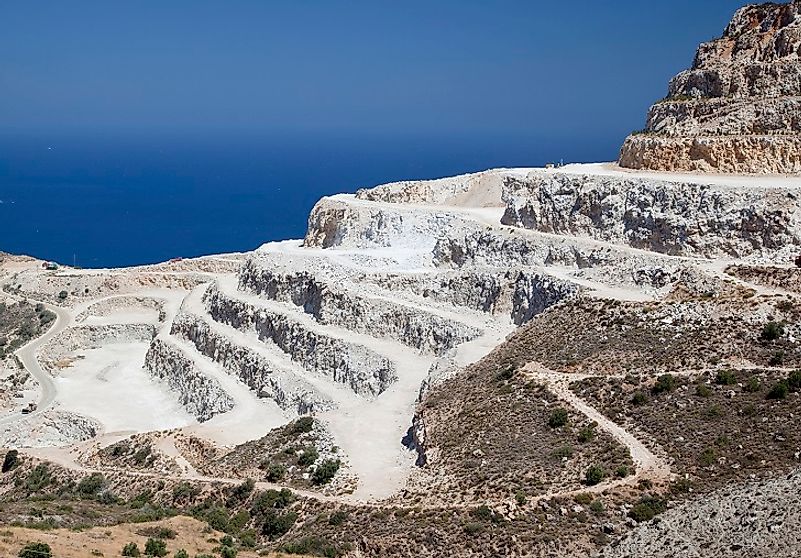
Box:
[2,1,748,142]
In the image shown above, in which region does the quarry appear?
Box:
[1,2,801,556]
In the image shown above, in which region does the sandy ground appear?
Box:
[53,343,194,434]
[0,516,270,558]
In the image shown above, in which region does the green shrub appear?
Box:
[203,506,230,533]
[768,381,789,400]
[573,493,592,505]
[279,536,348,557]
[328,510,349,526]
[547,408,569,428]
[25,464,51,492]
[761,321,784,341]
[264,463,286,482]
[137,527,176,540]
[715,370,736,386]
[788,370,801,392]
[250,488,295,518]
[289,416,314,435]
[173,551,188,558]
[57,291,68,300]
[699,448,716,467]
[297,446,319,467]
[260,510,298,540]
[77,473,105,497]
[590,500,605,514]
[551,445,574,459]
[695,383,711,398]
[584,465,605,486]
[769,351,785,366]
[652,374,677,394]
[463,522,485,535]
[577,424,596,443]
[312,459,340,485]
[514,491,527,506]
[121,542,140,557]
[18,542,52,558]
[744,376,761,393]
[705,404,722,418]
[2,449,19,473]
[631,391,648,406]
[615,465,630,478]
[144,538,167,557]
[470,505,503,524]
[219,545,237,558]
[226,479,255,505]
[171,481,199,502]
[628,496,666,522]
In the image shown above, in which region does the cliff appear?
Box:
[620,0,801,173]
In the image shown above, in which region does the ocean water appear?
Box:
[0,132,618,268]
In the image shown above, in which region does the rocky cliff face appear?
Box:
[620,0,801,173]
[500,171,801,258]
[144,337,235,422]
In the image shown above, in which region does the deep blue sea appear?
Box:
[0,132,619,268]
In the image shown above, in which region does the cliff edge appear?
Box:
[619,0,801,174]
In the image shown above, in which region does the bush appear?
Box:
[628,496,666,522]
[121,542,140,557]
[144,538,167,557]
[77,473,105,497]
[261,510,298,540]
[584,465,605,486]
[515,491,527,506]
[297,446,319,467]
[226,478,255,505]
[547,408,569,428]
[2,449,19,473]
[328,510,349,526]
[788,370,801,392]
[279,536,348,557]
[264,463,285,482]
[761,321,784,341]
[311,459,340,485]
[171,481,200,502]
[577,424,596,443]
[768,381,789,400]
[631,391,648,406]
[699,448,716,467]
[769,351,785,366]
[695,383,711,398]
[463,522,485,535]
[18,542,52,558]
[250,488,295,517]
[25,464,51,492]
[615,465,630,478]
[173,551,188,558]
[744,376,761,393]
[137,527,176,540]
[289,416,314,435]
[715,370,737,386]
[203,506,230,533]
[652,374,677,394]
[57,291,68,300]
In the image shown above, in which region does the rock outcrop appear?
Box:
[500,170,801,258]
[620,0,801,173]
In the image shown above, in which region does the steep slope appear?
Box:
[620,0,801,173]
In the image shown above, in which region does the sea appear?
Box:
[0,131,618,268]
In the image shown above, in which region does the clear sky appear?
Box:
[3,1,748,144]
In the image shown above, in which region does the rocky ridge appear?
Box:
[620,0,801,173]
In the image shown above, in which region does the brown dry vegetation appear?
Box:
[413,352,633,506]
[571,369,801,492]
[465,291,801,376]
